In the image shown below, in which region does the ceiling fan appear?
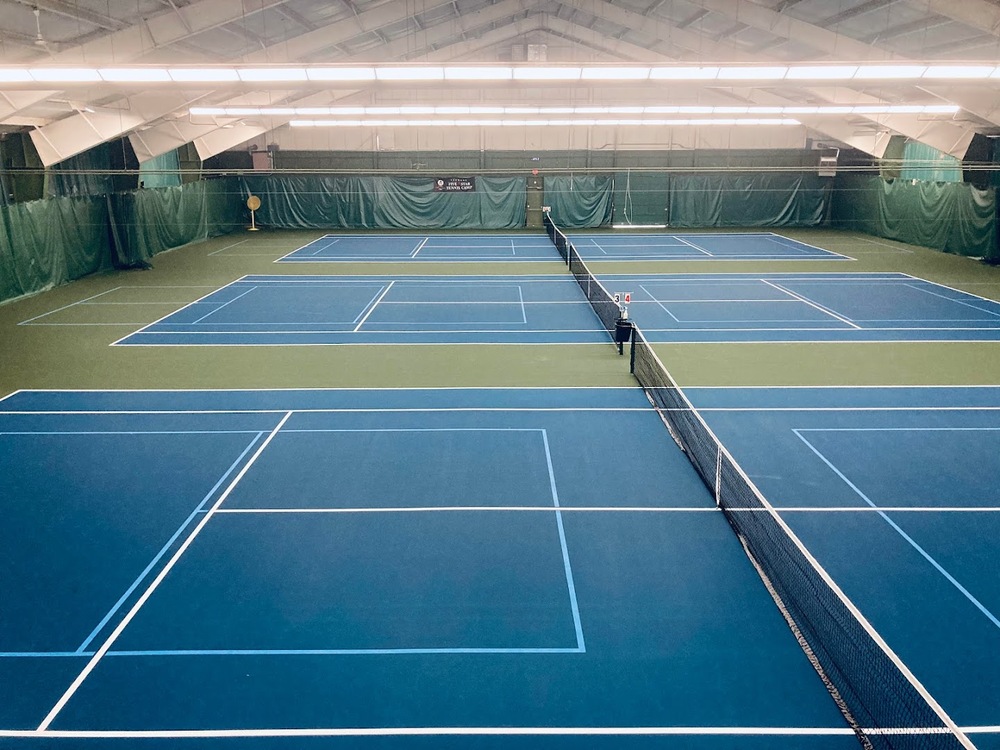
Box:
[32,7,55,54]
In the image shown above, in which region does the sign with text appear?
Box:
[433,176,477,192]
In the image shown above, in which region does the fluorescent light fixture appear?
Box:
[854,65,927,79]
[238,68,308,82]
[786,65,858,79]
[168,68,240,82]
[716,66,788,80]
[0,69,31,82]
[29,68,101,82]
[200,103,962,119]
[649,67,719,80]
[513,67,582,80]
[376,67,444,81]
[98,68,171,82]
[580,67,650,80]
[289,117,801,128]
[922,65,995,79]
[223,107,264,116]
[306,67,376,81]
[444,66,513,80]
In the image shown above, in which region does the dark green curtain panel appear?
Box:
[669,173,830,227]
[545,175,613,228]
[108,178,243,267]
[0,195,111,302]
[0,179,244,303]
[832,175,997,259]
[612,172,669,225]
[240,175,525,229]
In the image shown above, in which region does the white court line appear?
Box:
[109,278,251,346]
[759,280,862,329]
[353,281,395,332]
[190,286,257,325]
[18,287,123,325]
[902,283,1000,319]
[794,430,1000,633]
[639,284,679,322]
[410,237,430,258]
[672,236,714,256]
[900,273,1000,307]
[589,238,608,255]
[351,285,387,325]
[0,727,855,739]
[212,505,1000,514]
[35,411,294,732]
[207,239,249,256]
[311,238,339,256]
[2,725,993,739]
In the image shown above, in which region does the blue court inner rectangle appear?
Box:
[110,510,583,653]
[223,428,558,509]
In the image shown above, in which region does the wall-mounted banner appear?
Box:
[433,176,477,192]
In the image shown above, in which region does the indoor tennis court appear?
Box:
[4,2,1000,749]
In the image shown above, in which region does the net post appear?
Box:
[629,326,637,372]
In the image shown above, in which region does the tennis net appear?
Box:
[543,213,621,338]
[629,326,971,750]
[543,211,570,263]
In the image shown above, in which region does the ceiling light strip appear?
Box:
[289,118,803,127]
[192,104,959,117]
[0,64,997,84]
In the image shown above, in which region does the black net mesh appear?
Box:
[544,212,621,340]
[543,211,570,263]
[629,327,969,750]
[568,243,620,337]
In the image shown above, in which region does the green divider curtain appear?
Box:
[0,195,111,303]
[832,174,997,259]
[668,173,830,227]
[900,141,963,183]
[545,174,613,228]
[138,150,183,188]
[612,171,669,225]
[107,178,243,267]
[239,175,525,229]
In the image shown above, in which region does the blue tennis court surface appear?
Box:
[604,272,1000,342]
[684,385,1000,742]
[114,275,612,346]
[568,232,849,261]
[1,388,861,748]
[278,234,559,262]
[276,232,849,263]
